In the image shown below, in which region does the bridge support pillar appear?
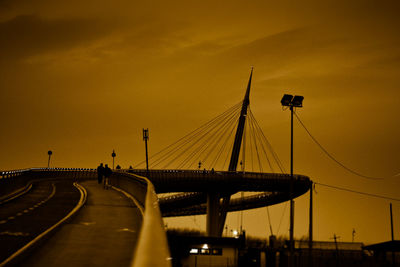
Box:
[206,193,221,237]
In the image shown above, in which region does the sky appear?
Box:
[1,0,400,244]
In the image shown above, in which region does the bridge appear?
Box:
[0,70,312,266]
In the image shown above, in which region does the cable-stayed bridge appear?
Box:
[0,70,311,266]
[132,68,311,236]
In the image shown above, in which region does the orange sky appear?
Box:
[1,0,399,244]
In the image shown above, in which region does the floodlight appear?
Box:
[189,248,199,254]
[281,94,293,106]
[292,95,304,107]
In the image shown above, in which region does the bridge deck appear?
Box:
[19,180,143,267]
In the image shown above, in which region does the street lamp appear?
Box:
[47,150,53,168]
[281,94,304,266]
[111,149,116,170]
[143,128,149,174]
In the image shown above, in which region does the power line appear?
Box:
[293,111,384,180]
[315,182,400,202]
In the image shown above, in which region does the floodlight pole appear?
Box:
[281,94,303,267]
[289,105,295,266]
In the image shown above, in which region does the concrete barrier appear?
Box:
[109,172,171,267]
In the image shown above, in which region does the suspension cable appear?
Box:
[248,110,263,172]
[248,109,274,171]
[178,108,240,169]
[199,110,240,168]
[136,101,242,168]
[170,107,240,169]
[250,109,286,173]
[150,102,242,168]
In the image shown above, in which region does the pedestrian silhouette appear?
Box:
[103,164,112,189]
[97,163,104,184]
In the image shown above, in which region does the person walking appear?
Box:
[103,164,112,189]
[97,163,104,184]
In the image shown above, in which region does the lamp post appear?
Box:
[143,128,149,174]
[47,150,53,168]
[111,149,116,170]
[281,94,304,266]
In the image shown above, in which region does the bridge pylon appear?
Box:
[206,68,252,237]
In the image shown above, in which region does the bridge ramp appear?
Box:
[20,180,142,266]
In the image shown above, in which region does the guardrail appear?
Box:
[0,169,30,179]
[108,172,171,267]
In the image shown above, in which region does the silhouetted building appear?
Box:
[363,240,400,266]
[168,234,244,267]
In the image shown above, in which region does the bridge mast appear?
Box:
[207,68,253,236]
[228,67,252,172]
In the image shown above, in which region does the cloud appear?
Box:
[0,14,116,61]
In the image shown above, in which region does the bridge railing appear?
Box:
[0,168,97,201]
[0,169,31,179]
[129,168,309,180]
[110,171,171,267]
[108,171,171,267]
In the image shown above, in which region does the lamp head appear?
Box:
[281,94,293,106]
[292,95,304,107]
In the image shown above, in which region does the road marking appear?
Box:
[0,231,29,237]
[16,213,22,216]
[7,216,15,220]
[110,186,145,216]
[0,182,87,267]
[0,184,33,205]
[0,220,6,224]
[80,222,96,226]
[117,228,135,233]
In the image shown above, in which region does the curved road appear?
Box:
[0,180,81,263]
[0,180,143,266]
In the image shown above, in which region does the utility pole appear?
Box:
[47,150,53,168]
[111,149,116,170]
[309,182,313,267]
[143,128,149,175]
[331,234,340,267]
[390,203,395,266]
